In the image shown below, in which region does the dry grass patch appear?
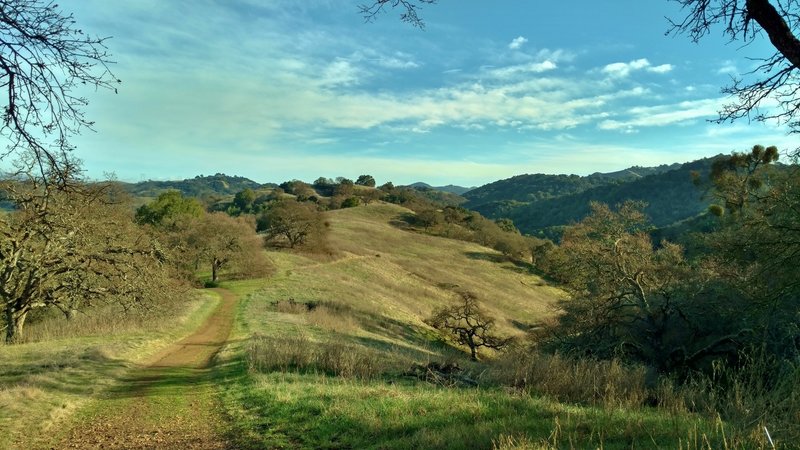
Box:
[247,334,388,380]
[492,350,649,409]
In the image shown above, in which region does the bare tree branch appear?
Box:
[359,0,436,28]
[0,0,119,184]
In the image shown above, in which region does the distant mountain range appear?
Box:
[463,158,719,238]
[405,182,475,195]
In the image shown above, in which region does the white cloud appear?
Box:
[601,59,673,77]
[320,59,362,86]
[508,36,528,50]
[485,60,557,79]
[648,63,674,74]
[602,58,651,77]
[360,50,420,70]
[535,48,575,63]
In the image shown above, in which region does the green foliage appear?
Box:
[701,147,799,362]
[355,174,376,187]
[135,190,204,227]
[176,212,271,283]
[334,179,355,197]
[340,196,360,208]
[259,199,327,250]
[123,173,266,198]
[540,201,731,372]
[494,218,519,234]
[542,146,800,377]
[232,188,256,213]
[414,208,443,229]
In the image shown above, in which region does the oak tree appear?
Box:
[178,212,269,284]
[428,291,513,360]
[259,199,326,249]
[0,178,177,343]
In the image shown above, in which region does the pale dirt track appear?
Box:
[51,288,238,450]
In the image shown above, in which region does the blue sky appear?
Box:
[63,0,794,186]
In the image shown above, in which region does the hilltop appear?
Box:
[120,173,273,198]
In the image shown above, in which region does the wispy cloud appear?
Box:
[598,98,723,132]
[484,60,557,79]
[65,0,774,186]
[508,36,528,50]
[717,60,738,75]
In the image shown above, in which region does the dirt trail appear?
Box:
[51,288,238,450]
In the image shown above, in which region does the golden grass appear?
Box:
[246,203,562,358]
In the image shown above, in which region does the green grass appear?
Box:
[0,291,221,449]
[216,203,767,449]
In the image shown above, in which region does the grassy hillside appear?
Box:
[214,203,730,449]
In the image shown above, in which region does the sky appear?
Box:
[60,0,795,187]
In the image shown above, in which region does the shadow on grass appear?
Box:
[388,212,416,230]
[464,251,559,284]
[350,310,457,359]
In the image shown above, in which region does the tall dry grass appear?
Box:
[491,349,799,447]
[273,299,360,333]
[247,334,387,380]
[491,349,649,408]
[10,299,196,344]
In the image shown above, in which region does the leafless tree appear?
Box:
[427,291,513,360]
[0,0,119,183]
[0,176,179,343]
[668,0,800,132]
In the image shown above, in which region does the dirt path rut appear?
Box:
[52,288,238,449]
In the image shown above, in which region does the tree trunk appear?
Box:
[467,335,479,361]
[747,0,800,69]
[5,306,28,344]
[211,259,219,283]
